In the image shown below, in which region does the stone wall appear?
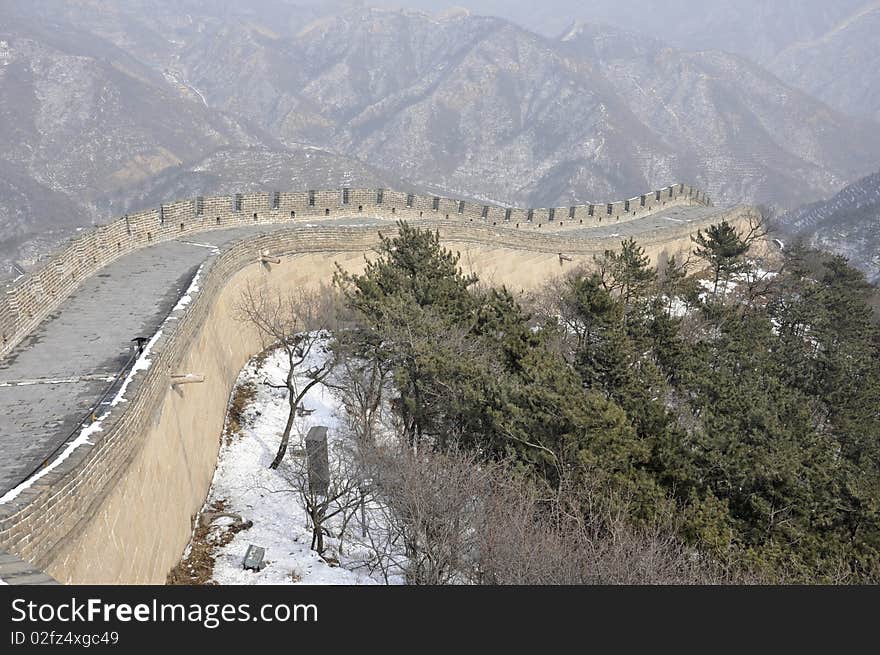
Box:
[0,184,709,360]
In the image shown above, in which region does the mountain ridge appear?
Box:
[778,170,880,282]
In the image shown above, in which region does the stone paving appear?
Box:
[538,205,721,238]
[0,549,57,584]
[0,208,724,496]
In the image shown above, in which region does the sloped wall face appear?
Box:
[0,209,753,585]
[47,250,371,583]
[0,185,709,361]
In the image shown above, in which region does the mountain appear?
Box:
[0,159,91,274]
[94,145,415,218]
[2,2,880,273]
[778,170,880,283]
[15,0,348,68]
[0,4,278,192]
[168,8,880,208]
[0,1,401,271]
[768,4,880,122]
[0,3,276,262]
[391,1,880,121]
[557,23,879,208]
[396,0,870,58]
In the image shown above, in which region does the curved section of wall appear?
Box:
[0,185,710,360]
[0,206,760,584]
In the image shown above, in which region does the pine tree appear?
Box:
[595,237,657,320]
[691,221,751,299]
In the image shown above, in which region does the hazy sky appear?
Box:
[290,0,872,59]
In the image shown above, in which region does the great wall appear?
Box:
[0,184,760,584]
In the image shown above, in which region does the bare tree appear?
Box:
[476,473,731,585]
[235,282,335,469]
[347,441,736,585]
[325,344,397,540]
[528,264,590,357]
[361,443,492,585]
[329,343,393,449]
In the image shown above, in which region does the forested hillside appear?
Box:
[331,221,880,582]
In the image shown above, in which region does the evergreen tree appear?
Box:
[691,221,751,298]
[333,221,880,582]
[595,237,657,321]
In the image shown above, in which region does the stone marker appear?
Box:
[243,545,266,571]
[305,426,330,496]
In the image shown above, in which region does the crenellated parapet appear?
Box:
[0,183,709,360]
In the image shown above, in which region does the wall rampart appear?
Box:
[0,184,710,360]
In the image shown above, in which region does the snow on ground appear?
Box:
[696,263,778,302]
[202,334,396,585]
[663,295,690,318]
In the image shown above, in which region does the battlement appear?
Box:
[0,183,709,360]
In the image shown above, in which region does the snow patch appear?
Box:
[202,336,400,585]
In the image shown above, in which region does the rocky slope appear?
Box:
[35,2,876,209]
[0,1,402,272]
[0,3,273,264]
[96,145,415,219]
[1,2,879,273]
[400,1,880,121]
[778,170,880,283]
[768,4,880,122]
[402,0,869,59]
[170,8,880,208]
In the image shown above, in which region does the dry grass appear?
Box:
[224,381,256,446]
[166,500,253,585]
